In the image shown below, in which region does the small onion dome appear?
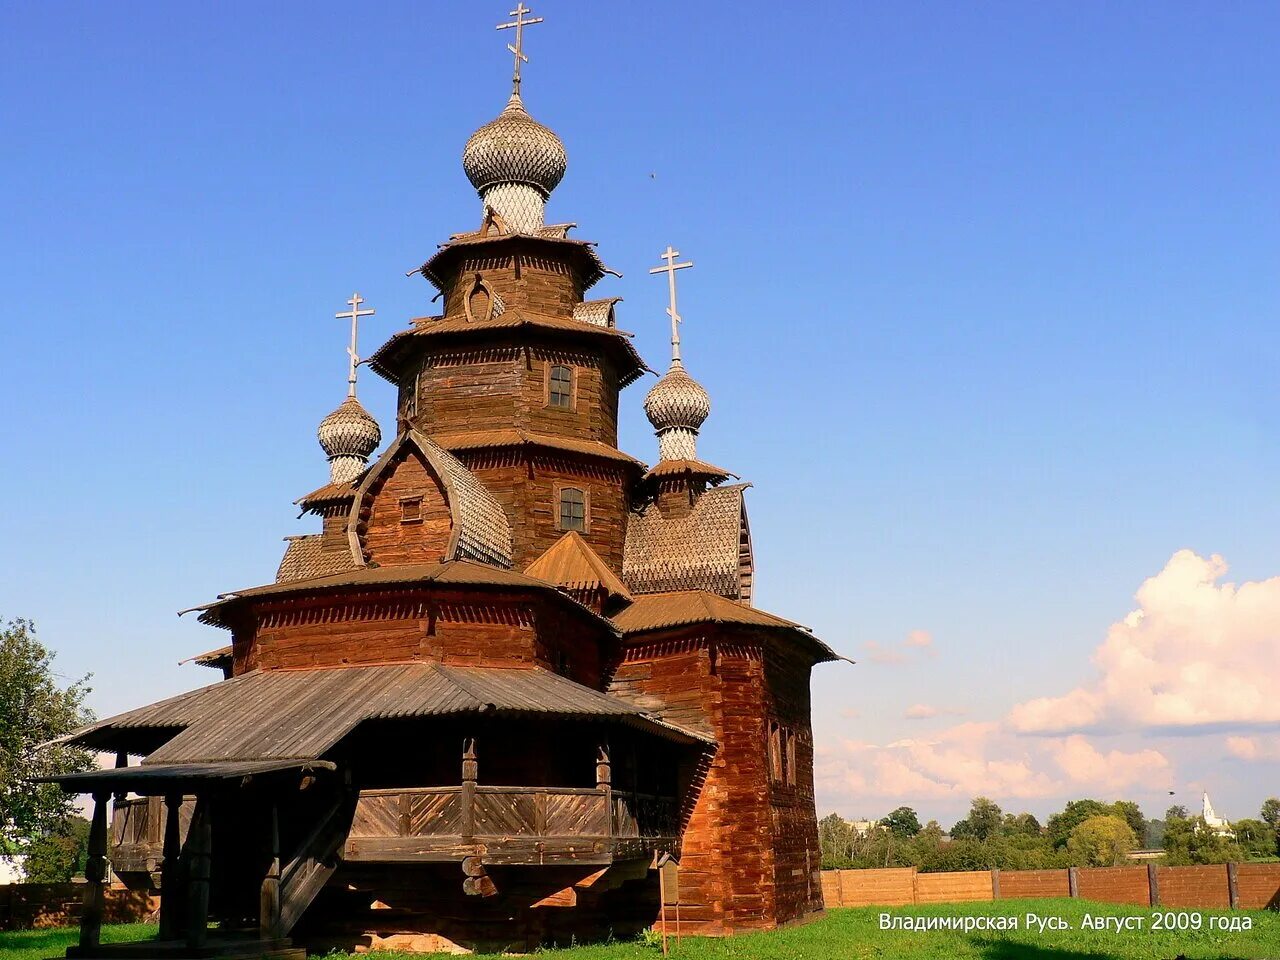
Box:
[644,362,711,434]
[317,396,381,461]
[462,92,567,199]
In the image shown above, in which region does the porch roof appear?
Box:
[56,663,713,762]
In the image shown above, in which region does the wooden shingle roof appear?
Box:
[275,535,357,583]
[623,484,753,599]
[611,591,844,664]
[525,531,632,601]
[367,309,650,387]
[58,663,712,761]
[433,429,645,468]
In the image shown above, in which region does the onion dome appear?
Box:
[644,362,711,462]
[462,93,566,234]
[318,396,381,483]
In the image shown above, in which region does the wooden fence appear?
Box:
[821,863,1280,911]
[0,883,157,931]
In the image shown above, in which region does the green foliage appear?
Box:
[1065,814,1138,866]
[950,797,1003,841]
[1229,818,1277,860]
[1166,804,1189,821]
[1001,811,1041,836]
[22,816,90,882]
[879,806,921,838]
[1163,816,1245,865]
[0,619,95,855]
[1046,798,1146,849]
[1261,797,1280,829]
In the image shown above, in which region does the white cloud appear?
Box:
[815,723,1169,806]
[903,703,963,720]
[1226,736,1280,761]
[1007,550,1280,735]
[864,629,936,666]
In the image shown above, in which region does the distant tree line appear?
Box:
[819,796,1280,872]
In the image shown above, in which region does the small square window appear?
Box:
[558,487,586,532]
[400,496,423,523]
[548,364,573,409]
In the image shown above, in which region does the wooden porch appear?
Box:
[344,783,678,866]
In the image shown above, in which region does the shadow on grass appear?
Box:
[970,937,1138,960]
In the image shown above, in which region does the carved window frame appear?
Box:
[462,273,499,324]
[555,483,589,533]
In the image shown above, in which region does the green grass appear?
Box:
[3,901,1277,959]
[0,923,155,960]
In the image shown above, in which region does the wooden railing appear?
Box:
[344,785,679,866]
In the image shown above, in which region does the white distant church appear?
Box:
[1202,792,1234,836]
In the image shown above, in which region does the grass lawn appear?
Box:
[0,923,156,960]
[2,900,1277,959]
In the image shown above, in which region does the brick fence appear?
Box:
[0,884,157,931]
[821,864,1280,911]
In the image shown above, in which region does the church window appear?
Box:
[785,729,797,786]
[548,364,573,408]
[400,496,423,523]
[558,487,586,532]
[768,722,783,782]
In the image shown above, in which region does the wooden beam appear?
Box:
[460,738,477,843]
[259,801,281,939]
[158,794,185,940]
[185,797,212,949]
[78,791,109,952]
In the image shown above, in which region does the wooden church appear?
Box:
[46,8,843,957]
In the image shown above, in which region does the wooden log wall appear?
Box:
[238,588,609,688]
[606,627,825,934]
[410,342,622,449]
[0,884,157,932]
[459,450,631,574]
[357,448,452,566]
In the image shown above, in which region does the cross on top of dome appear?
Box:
[497,3,544,95]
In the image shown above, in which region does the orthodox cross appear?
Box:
[497,3,543,94]
[335,293,375,398]
[649,246,693,365]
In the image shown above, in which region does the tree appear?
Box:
[1261,798,1280,830]
[1165,804,1189,822]
[1003,812,1042,836]
[818,813,857,867]
[1163,816,1243,866]
[880,806,922,838]
[1230,818,1278,860]
[952,797,1004,841]
[1066,815,1137,866]
[1110,800,1146,843]
[0,619,94,855]
[22,816,90,882]
[1047,799,1109,848]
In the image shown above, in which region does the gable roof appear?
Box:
[525,531,632,601]
[610,590,844,664]
[349,429,513,569]
[56,662,711,762]
[623,484,753,599]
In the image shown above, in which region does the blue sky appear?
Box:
[2,1,1278,827]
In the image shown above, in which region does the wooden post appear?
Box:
[596,744,612,836]
[1067,866,1079,898]
[657,859,668,957]
[112,749,129,807]
[460,738,477,843]
[185,797,212,949]
[259,801,281,939]
[158,794,185,940]
[79,791,110,951]
[991,867,1001,900]
[1147,862,1160,907]
[1227,862,1240,910]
